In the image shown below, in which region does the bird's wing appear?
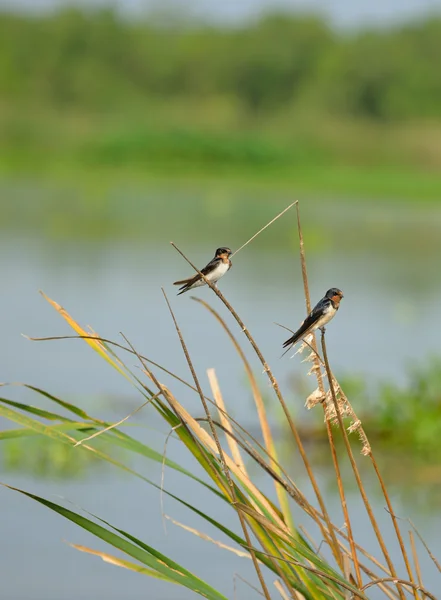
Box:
[282,298,329,348]
[173,257,220,287]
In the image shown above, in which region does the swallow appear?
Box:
[173,247,232,295]
[282,288,344,352]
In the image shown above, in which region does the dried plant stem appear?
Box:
[360,578,436,600]
[161,288,272,600]
[408,519,441,573]
[410,531,424,595]
[207,368,247,476]
[369,455,419,599]
[320,329,406,600]
[319,352,417,594]
[230,202,297,259]
[193,296,295,533]
[324,416,361,583]
[29,332,310,507]
[245,548,368,600]
[120,335,278,597]
[295,202,360,584]
[73,393,160,446]
[170,241,340,567]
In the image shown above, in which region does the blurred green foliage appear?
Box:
[2,435,101,478]
[338,358,441,455]
[0,8,440,196]
[1,9,440,119]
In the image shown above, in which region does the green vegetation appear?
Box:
[1,8,441,199]
[343,357,441,455]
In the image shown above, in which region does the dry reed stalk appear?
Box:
[360,578,437,600]
[295,203,360,584]
[193,296,295,533]
[320,330,407,600]
[29,332,313,514]
[409,530,423,597]
[161,288,272,600]
[244,548,369,600]
[408,519,441,573]
[207,368,247,476]
[300,308,419,594]
[304,325,419,597]
[294,202,423,599]
[121,332,276,594]
[310,345,418,596]
[369,455,419,597]
[170,241,341,567]
[73,392,160,446]
[160,386,303,596]
[230,202,297,259]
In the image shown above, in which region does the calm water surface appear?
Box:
[1,195,441,598]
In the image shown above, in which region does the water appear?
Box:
[1,193,441,598]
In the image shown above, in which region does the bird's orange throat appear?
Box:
[331,294,342,308]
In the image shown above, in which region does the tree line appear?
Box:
[0,8,440,120]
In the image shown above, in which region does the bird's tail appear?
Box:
[282,319,311,350]
[176,285,190,296]
[173,277,192,285]
[282,333,299,349]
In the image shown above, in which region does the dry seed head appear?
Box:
[305,387,326,409]
[348,419,362,434]
[296,334,314,355]
[301,351,316,364]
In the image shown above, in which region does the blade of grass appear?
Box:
[1,483,229,600]
[68,543,177,581]
[39,292,131,382]
[2,390,331,590]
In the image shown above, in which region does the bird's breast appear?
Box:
[208,261,230,281]
[315,305,336,328]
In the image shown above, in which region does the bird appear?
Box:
[282,288,344,352]
[173,247,232,295]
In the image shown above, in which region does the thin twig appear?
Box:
[230,202,297,258]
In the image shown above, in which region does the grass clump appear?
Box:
[0,204,439,599]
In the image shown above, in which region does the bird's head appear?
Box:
[325,288,344,306]
[215,247,232,258]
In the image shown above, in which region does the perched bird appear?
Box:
[282,288,344,351]
[174,247,232,295]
